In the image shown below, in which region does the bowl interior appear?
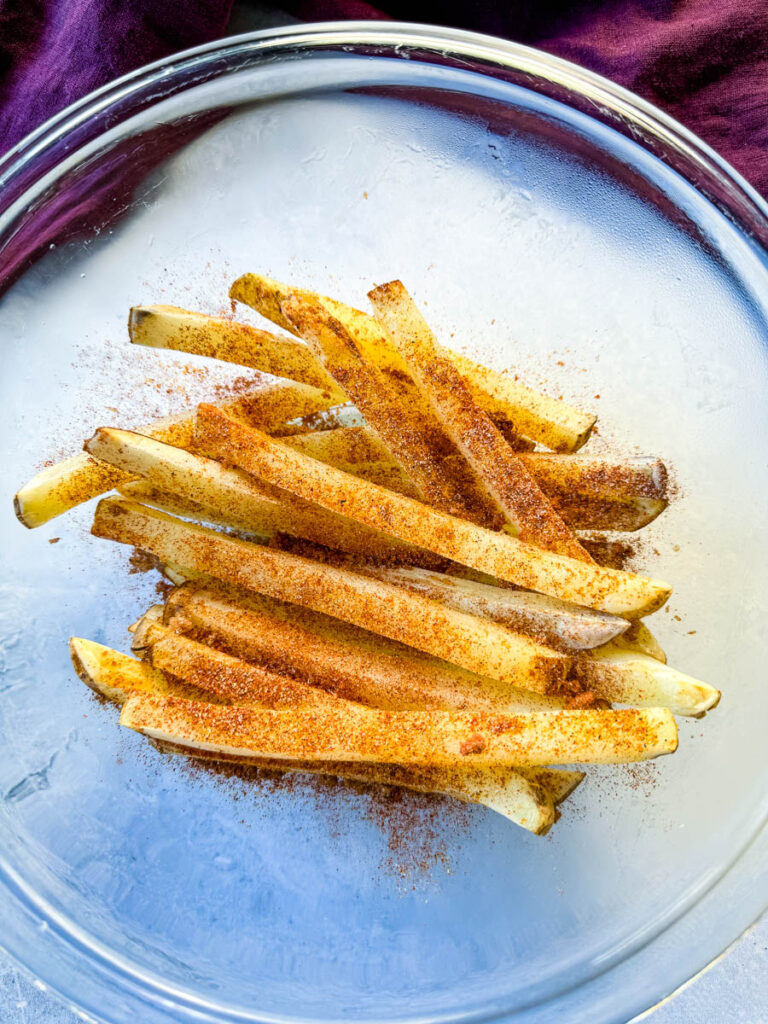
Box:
[1,30,767,1024]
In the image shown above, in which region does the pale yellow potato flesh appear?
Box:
[129,304,346,400]
[193,404,672,617]
[121,694,678,767]
[573,645,719,716]
[14,380,336,528]
[90,497,571,695]
[229,272,595,451]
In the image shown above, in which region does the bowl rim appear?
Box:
[0,20,766,1024]
[0,20,767,232]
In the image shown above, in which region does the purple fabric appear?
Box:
[0,1,233,156]
[0,0,765,191]
[284,0,768,197]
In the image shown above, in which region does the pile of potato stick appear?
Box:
[14,274,720,836]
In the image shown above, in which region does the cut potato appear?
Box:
[122,694,678,767]
[283,429,668,531]
[87,427,434,566]
[369,280,592,560]
[129,304,346,400]
[194,404,672,617]
[230,273,595,451]
[143,624,350,709]
[573,645,719,716]
[14,381,336,529]
[151,738,559,833]
[69,637,211,704]
[91,498,571,694]
[358,565,628,652]
[282,292,504,527]
[164,583,565,711]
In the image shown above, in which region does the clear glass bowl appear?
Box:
[1,23,767,1024]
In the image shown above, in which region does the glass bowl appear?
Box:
[0,22,767,1024]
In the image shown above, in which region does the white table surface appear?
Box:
[2,4,766,1021]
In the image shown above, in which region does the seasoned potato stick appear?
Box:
[142,624,350,709]
[14,380,335,529]
[164,583,564,711]
[154,735,582,809]
[91,498,571,694]
[617,621,667,662]
[153,739,558,833]
[129,304,346,400]
[283,429,667,531]
[573,646,719,716]
[194,405,672,616]
[69,637,212,704]
[122,695,678,767]
[281,293,502,527]
[230,273,594,451]
[87,427,434,566]
[369,280,592,560]
[359,565,627,652]
[71,637,576,831]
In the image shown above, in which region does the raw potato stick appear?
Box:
[283,429,668,531]
[91,498,571,694]
[72,634,573,835]
[73,639,558,834]
[149,739,558,834]
[118,478,436,567]
[129,304,346,400]
[152,737,583,808]
[69,637,213,704]
[72,636,571,831]
[358,565,628,652]
[14,380,336,528]
[281,293,503,527]
[194,405,672,616]
[573,646,719,716]
[369,280,592,561]
[88,427,435,566]
[617,621,667,662]
[230,273,595,451]
[121,695,678,767]
[164,583,565,711]
[142,624,351,709]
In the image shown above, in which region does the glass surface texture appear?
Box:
[0,25,766,1024]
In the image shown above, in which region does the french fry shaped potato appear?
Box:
[151,738,561,833]
[368,280,592,560]
[87,427,434,566]
[573,646,719,716]
[283,429,668,531]
[121,694,678,767]
[141,623,351,709]
[163,583,565,711]
[91,498,571,694]
[14,380,336,528]
[358,565,628,652]
[193,404,672,617]
[69,637,211,704]
[230,273,595,451]
[129,304,346,400]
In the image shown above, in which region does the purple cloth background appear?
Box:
[0,0,766,196]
